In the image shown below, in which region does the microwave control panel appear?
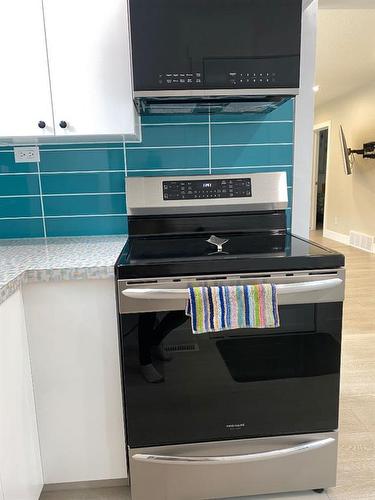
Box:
[228,72,277,85]
[157,71,278,87]
[158,72,202,85]
[162,178,252,200]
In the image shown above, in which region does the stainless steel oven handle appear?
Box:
[122,278,343,300]
[132,437,335,465]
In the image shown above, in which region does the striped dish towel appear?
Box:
[186,284,280,335]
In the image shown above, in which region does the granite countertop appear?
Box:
[0,235,127,305]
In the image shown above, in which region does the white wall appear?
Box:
[293,0,318,238]
[315,82,375,238]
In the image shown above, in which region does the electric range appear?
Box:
[115,172,345,500]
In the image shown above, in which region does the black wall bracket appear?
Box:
[350,142,375,159]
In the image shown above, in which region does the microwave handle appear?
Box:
[122,278,343,300]
[132,437,335,465]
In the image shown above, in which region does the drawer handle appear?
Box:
[59,120,68,129]
[132,437,335,465]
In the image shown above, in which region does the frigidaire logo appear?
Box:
[226,423,246,429]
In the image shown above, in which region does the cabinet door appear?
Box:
[0,0,54,138]
[0,291,43,500]
[43,0,137,138]
[22,280,127,483]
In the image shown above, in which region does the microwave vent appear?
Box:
[135,95,291,116]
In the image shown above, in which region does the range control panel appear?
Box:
[162,178,252,201]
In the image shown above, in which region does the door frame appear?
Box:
[310,121,331,231]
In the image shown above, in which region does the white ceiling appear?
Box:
[319,0,375,8]
[319,0,375,9]
[314,8,375,107]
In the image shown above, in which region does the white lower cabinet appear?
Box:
[22,279,127,484]
[0,290,43,500]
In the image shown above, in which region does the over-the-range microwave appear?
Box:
[128,0,303,114]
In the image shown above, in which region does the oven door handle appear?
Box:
[121,278,343,300]
[132,437,335,465]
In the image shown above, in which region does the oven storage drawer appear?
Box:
[128,432,338,500]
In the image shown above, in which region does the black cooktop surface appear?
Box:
[116,231,345,279]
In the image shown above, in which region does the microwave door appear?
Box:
[129,0,302,93]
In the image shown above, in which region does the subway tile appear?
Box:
[0,174,40,196]
[126,147,209,171]
[45,215,127,237]
[286,209,292,229]
[211,98,294,123]
[41,172,125,195]
[211,122,294,145]
[40,148,125,172]
[127,168,209,177]
[211,166,293,185]
[40,142,123,150]
[128,124,208,148]
[212,144,293,168]
[141,114,208,125]
[0,152,38,174]
[0,218,44,239]
[0,197,42,218]
[43,194,126,217]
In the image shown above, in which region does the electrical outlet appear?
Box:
[14,146,40,163]
[334,216,339,225]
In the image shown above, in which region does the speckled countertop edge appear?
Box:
[0,235,128,305]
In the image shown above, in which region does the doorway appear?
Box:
[311,122,330,231]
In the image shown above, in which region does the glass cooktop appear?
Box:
[116,232,345,279]
[126,232,331,263]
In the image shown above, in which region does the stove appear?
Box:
[115,172,345,500]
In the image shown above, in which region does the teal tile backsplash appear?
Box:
[40,148,125,172]
[0,174,40,196]
[0,99,294,238]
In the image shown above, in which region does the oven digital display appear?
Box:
[162,178,252,200]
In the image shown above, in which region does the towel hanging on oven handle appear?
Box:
[121,278,343,301]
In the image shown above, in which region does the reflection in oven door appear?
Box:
[120,302,342,449]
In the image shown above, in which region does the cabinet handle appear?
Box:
[38,121,46,129]
[59,120,68,129]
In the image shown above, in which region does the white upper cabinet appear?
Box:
[0,0,138,140]
[0,0,54,138]
[43,0,137,138]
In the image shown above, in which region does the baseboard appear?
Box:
[323,229,350,246]
[42,478,129,492]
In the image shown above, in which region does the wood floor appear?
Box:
[40,232,375,500]
[308,231,375,500]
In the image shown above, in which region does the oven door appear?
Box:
[118,270,344,449]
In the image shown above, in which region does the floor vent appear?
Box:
[349,231,374,253]
[165,343,199,353]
